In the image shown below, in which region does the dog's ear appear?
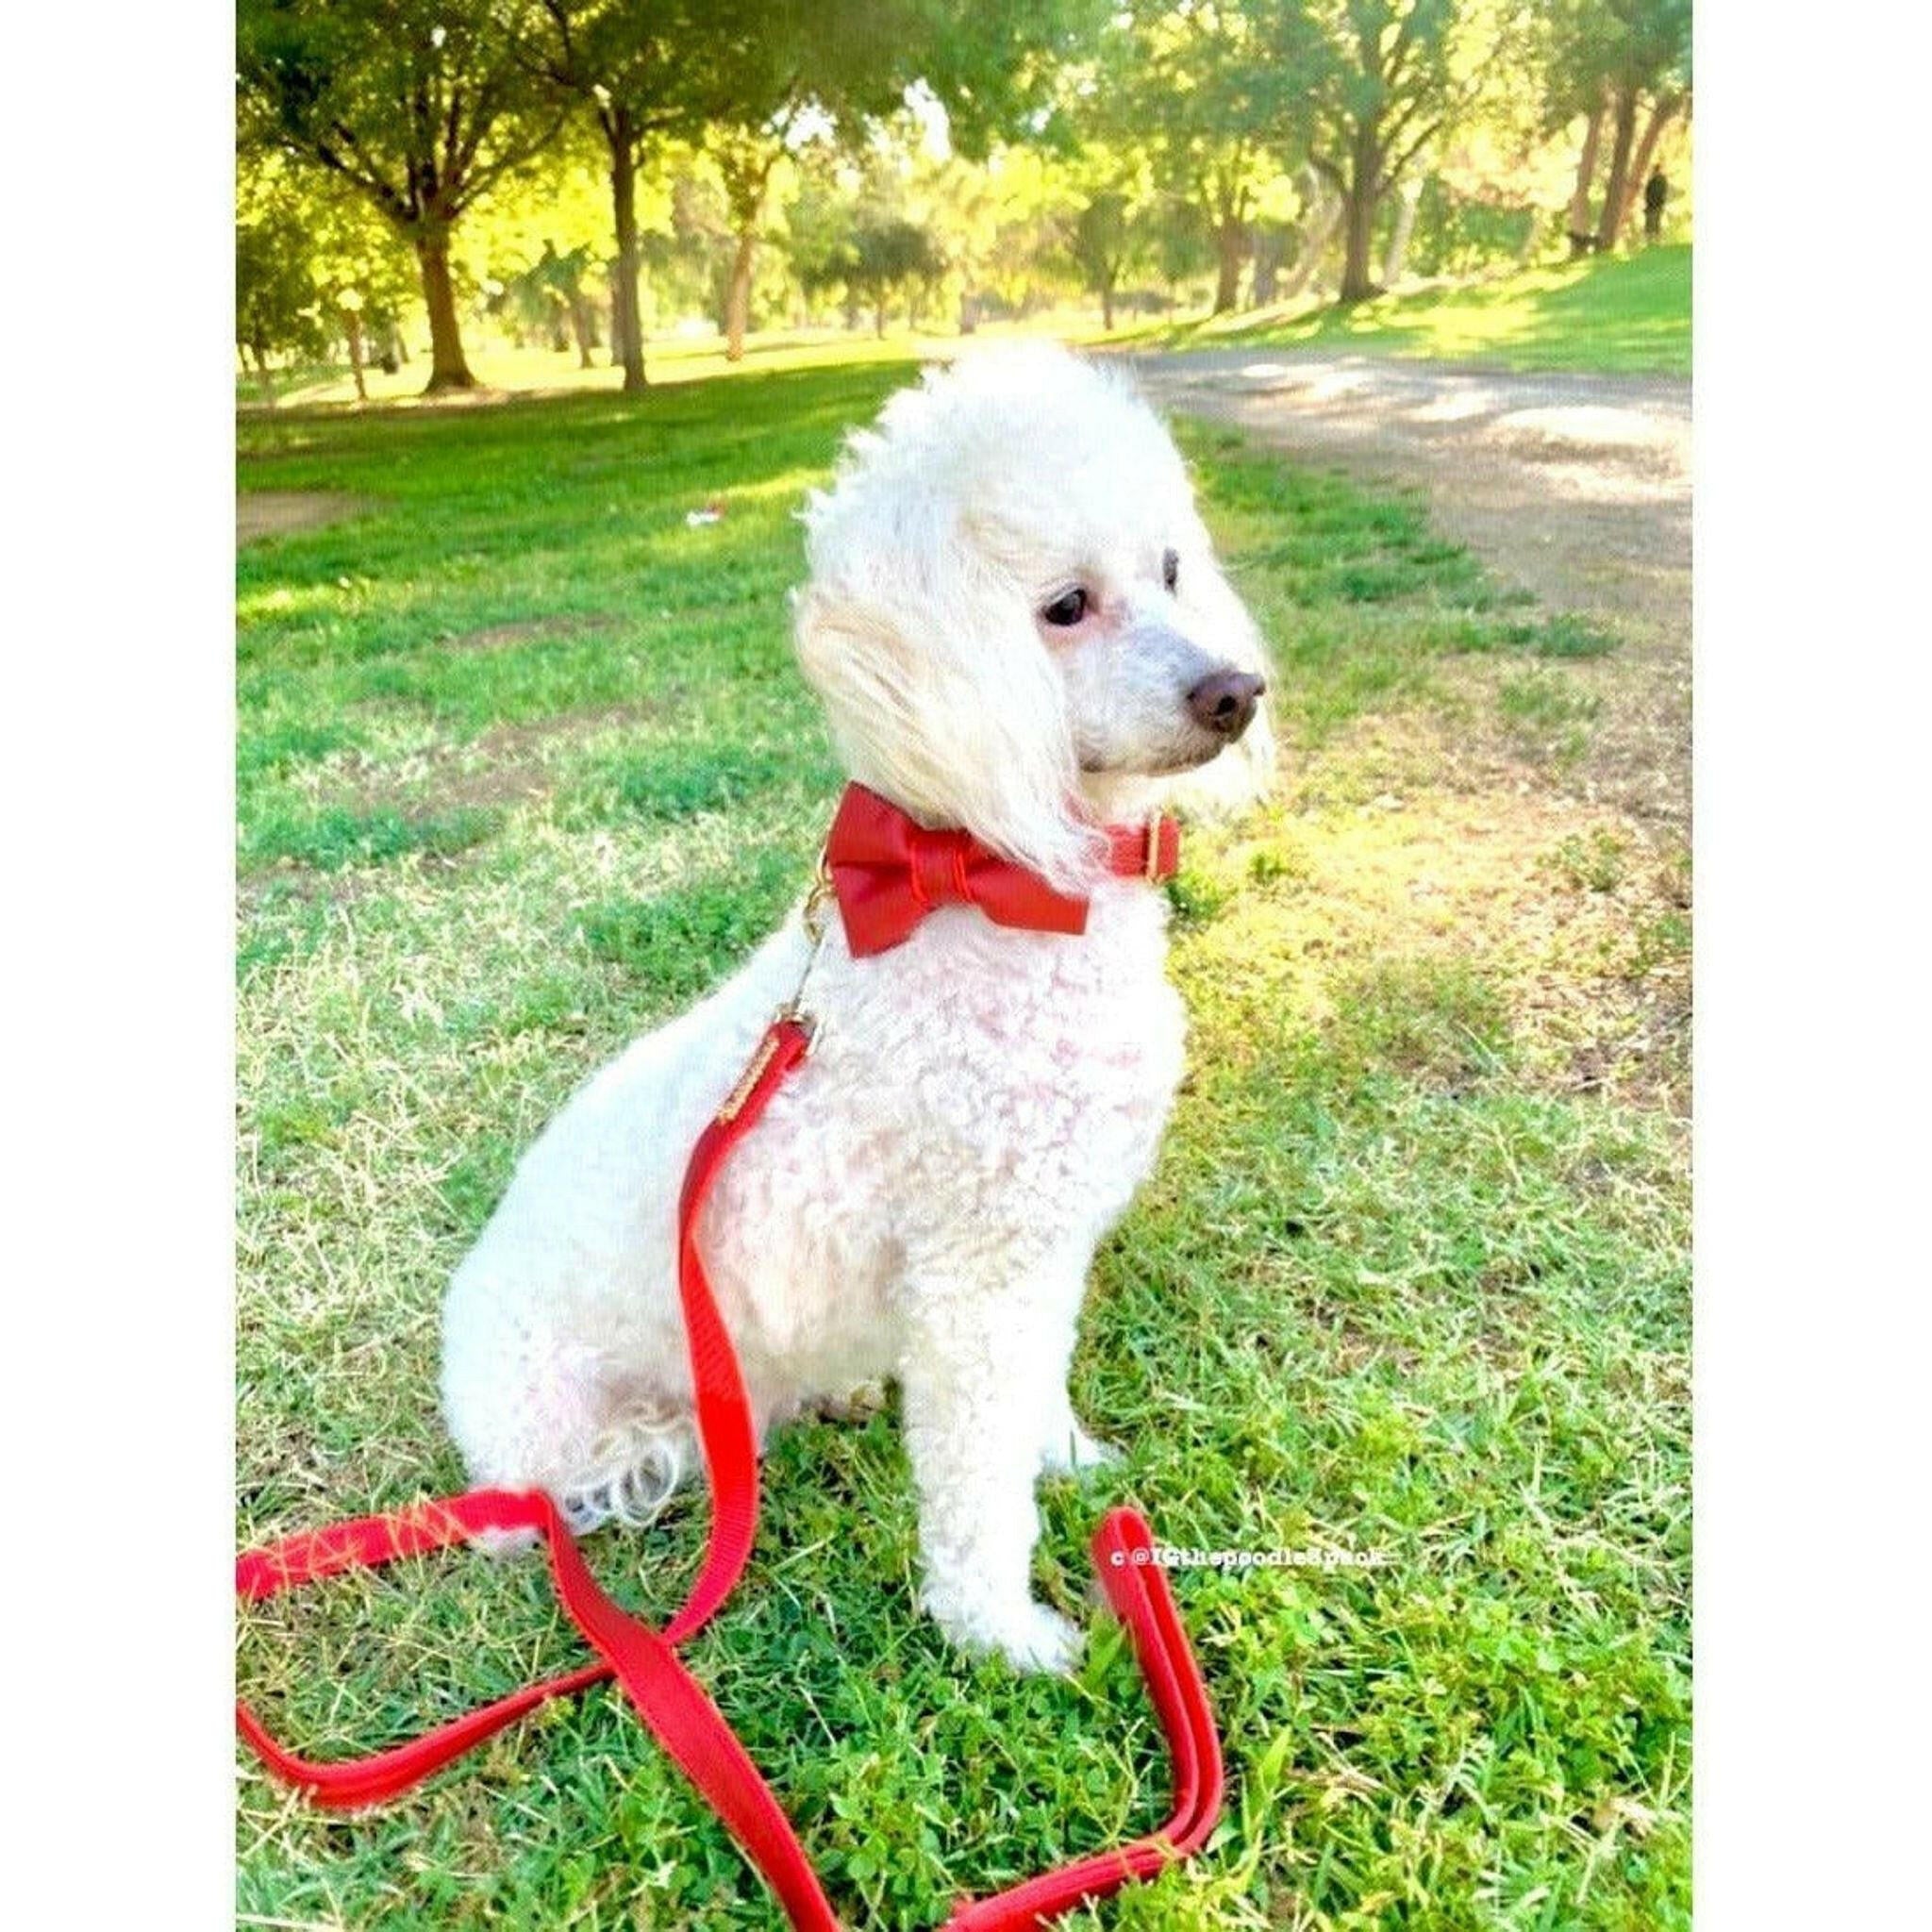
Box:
[1160,548,1276,818]
[791,580,1102,892]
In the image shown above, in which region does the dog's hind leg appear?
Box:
[441,1261,697,1533]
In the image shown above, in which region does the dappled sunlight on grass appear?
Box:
[1156,246,1690,377]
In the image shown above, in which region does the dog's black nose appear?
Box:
[1187,670,1265,741]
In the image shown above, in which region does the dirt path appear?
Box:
[237,492,369,544]
[1130,350,1691,830]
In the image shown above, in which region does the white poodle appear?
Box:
[441,345,1272,1672]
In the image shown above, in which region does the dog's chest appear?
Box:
[699,891,1184,1390]
[827,890,1186,1225]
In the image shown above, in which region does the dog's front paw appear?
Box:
[998,1602,1085,1674]
[1040,1423,1124,1478]
[936,1597,1085,1675]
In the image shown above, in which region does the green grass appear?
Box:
[1144,247,1690,377]
[237,363,1689,1927]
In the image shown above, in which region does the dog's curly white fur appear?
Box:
[441,346,1272,1673]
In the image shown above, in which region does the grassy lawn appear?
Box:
[237,362,1690,1928]
[1140,247,1690,378]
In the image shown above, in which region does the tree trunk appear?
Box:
[1594,87,1641,253]
[724,223,757,362]
[1337,125,1384,304]
[1210,219,1245,312]
[1281,180,1343,303]
[1383,178,1423,287]
[1252,229,1284,306]
[569,291,596,368]
[1568,97,1606,256]
[606,110,647,392]
[414,234,475,391]
[1616,92,1683,244]
[1101,282,1115,331]
[343,308,367,401]
[874,296,886,339]
[250,343,276,409]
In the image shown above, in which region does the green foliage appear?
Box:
[238,0,571,384]
[810,212,949,332]
[1084,0,1305,304]
[1546,0,1692,115]
[237,0,562,230]
[1408,173,1540,278]
[1066,191,1146,316]
[1547,827,1633,894]
[235,175,329,369]
[234,0,1657,375]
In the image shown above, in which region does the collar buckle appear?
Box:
[1145,812,1174,883]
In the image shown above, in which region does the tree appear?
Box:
[1138,192,1202,311]
[1093,4,1292,315]
[1280,2,1474,306]
[1069,191,1145,330]
[1563,88,1607,255]
[237,146,422,401]
[527,1,1105,379]
[520,2,750,391]
[1544,0,1690,252]
[705,2,1111,360]
[238,0,566,391]
[899,143,1077,327]
[709,108,812,361]
[846,214,946,336]
[462,127,616,362]
[235,159,329,404]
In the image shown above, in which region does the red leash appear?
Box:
[239,863,1225,1924]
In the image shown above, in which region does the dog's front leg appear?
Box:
[897,1269,1084,1674]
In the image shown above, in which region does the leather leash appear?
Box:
[238,839,1226,1927]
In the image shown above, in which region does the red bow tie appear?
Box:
[823,782,1180,958]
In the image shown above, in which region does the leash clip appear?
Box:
[774,849,836,1052]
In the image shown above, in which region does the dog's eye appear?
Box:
[1041,588,1089,627]
[1162,548,1179,593]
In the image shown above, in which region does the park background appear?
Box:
[236,5,1693,1929]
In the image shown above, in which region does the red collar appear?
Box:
[824,782,1180,958]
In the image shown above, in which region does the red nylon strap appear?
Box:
[236,1013,1225,1926]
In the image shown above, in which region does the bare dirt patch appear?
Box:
[327,703,661,821]
[1132,351,1690,833]
[238,492,372,544]
[445,615,616,653]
